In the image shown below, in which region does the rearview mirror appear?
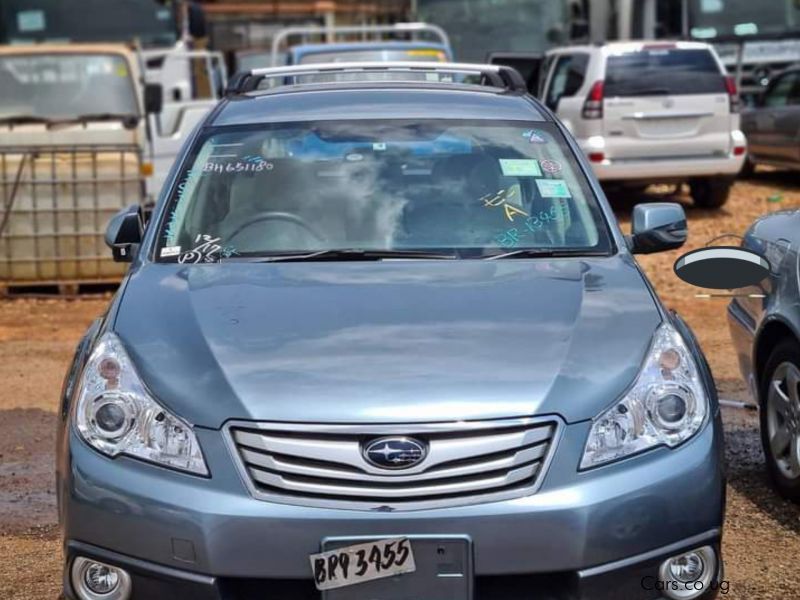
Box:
[629,203,687,255]
[105,205,144,262]
[144,83,164,114]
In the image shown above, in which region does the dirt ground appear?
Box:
[1,169,800,599]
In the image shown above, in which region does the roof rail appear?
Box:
[224,61,528,97]
[271,22,451,66]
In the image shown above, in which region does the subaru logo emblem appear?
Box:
[362,437,427,470]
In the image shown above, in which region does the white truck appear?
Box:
[0,43,221,291]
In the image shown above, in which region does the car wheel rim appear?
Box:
[767,361,800,480]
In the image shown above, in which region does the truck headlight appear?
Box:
[74,332,208,476]
[580,323,708,469]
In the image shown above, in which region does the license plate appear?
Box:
[310,537,416,591]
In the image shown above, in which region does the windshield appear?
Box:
[689,0,800,38]
[417,0,567,62]
[156,120,611,262]
[0,0,177,47]
[299,47,448,64]
[605,48,726,97]
[0,53,139,120]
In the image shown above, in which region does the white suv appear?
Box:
[540,41,747,208]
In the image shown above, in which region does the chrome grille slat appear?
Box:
[234,426,553,476]
[226,417,561,511]
[239,442,548,483]
[248,464,539,499]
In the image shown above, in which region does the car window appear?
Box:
[605,48,725,97]
[156,120,612,261]
[538,54,557,98]
[765,72,800,107]
[545,54,588,110]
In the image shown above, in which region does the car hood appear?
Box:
[114,257,661,428]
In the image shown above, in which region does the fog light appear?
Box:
[658,546,716,600]
[72,557,132,600]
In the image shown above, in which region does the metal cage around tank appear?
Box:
[0,144,146,289]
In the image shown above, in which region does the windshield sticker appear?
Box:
[495,228,522,248]
[160,246,182,258]
[17,10,46,32]
[165,169,205,243]
[494,206,571,248]
[536,179,572,198]
[499,159,542,177]
[372,143,387,151]
[203,156,273,174]
[539,159,562,175]
[481,187,529,222]
[522,129,547,144]
[177,234,237,264]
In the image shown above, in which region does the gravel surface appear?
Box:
[1,170,800,598]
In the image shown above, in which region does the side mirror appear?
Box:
[144,83,164,114]
[629,203,687,254]
[105,205,144,262]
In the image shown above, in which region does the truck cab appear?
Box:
[268,22,454,68]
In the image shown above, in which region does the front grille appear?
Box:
[226,417,560,511]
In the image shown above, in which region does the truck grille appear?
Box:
[226,418,560,511]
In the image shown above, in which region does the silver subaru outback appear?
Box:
[58,63,725,600]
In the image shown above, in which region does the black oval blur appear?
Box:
[673,246,770,290]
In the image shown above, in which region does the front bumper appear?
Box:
[59,417,725,600]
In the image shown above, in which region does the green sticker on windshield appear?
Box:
[536,179,572,198]
[499,159,542,177]
[17,10,45,32]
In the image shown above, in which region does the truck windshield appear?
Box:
[0,53,139,120]
[156,120,612,262]
[689,0,800,38]
[0,0,177,48]
[417,0,567,62]
[605,49,726,97]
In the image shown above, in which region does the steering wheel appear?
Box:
[227,211,325,245]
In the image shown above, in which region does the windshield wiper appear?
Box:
[0,115,57,126]
[225,249,458,262]
[0,113,140,129]
[50,113,141,130]
[484,248,609,260]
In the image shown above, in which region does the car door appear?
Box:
[745,71,800,163]
[781,75,800,166]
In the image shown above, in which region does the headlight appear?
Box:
[580,323,708,469]
[74,332,208,476]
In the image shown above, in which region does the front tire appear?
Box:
[690,177,733,209]
[760,340,800,502]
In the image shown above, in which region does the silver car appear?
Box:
[58,62,725,600]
